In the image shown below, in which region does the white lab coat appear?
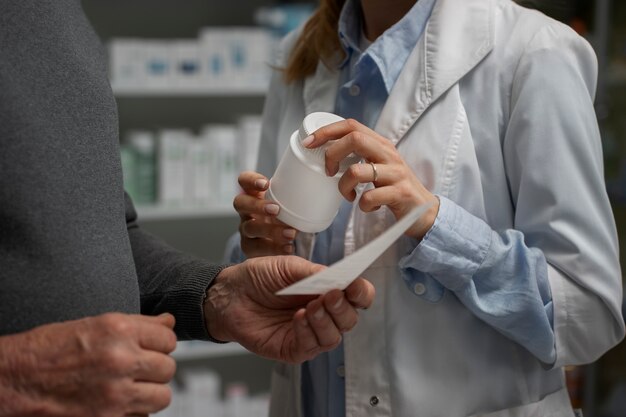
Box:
[258,0,625,416]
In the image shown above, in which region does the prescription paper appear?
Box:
[277,203,433,295]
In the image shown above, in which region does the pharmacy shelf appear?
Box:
[172,341,249,362]
[607,67,626,87]
[136,204,237,221]
[112,84,267,97]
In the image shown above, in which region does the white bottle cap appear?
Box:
[298,112,344,140]
[295,112,360,174]
[267,112,362,233]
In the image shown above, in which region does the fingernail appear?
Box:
[314,308,324,320]
[255,179,268,189]
[301,318,309,327]
[283,244,294,254]
[283,229,296,240]
[264,204,280,215]
[353,289,368,310]
[302,135,314,147]
[333,297,343,311]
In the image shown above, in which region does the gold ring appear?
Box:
[369,161,378,182]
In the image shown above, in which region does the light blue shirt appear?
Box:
[302,1,437,417]
[301,1,556,417]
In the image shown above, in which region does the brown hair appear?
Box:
[283,0,347,83]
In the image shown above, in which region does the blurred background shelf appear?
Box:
[607,66,626,87]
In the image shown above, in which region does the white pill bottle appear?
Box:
[266,112,361,233]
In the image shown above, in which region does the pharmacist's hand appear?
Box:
[304,119,440,240]
[0,313,177,417]
[234,171,298,257]
[204,256,374,364]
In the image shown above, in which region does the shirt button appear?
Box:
[369,396,379,407]
[414,282,426,295]
[349,84,361,96]
[336,365,345,378]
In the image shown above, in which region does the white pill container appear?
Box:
[266,112,361,233]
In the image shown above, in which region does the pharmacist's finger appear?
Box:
[325,131,396,176]
[240,220,297,243]
[234,194,280,220]
[359,186,404,213]
[238,171,269,196]
[336,163,382,201]
[241,236,294,257]
[305,118,378,148]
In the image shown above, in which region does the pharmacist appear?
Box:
[232,0,626,416]
[0,1,375,415]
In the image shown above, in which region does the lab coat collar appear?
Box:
[425,0,495,105]
[303,0,495,142]
[376,0,495,143]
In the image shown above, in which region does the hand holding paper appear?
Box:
[277,202,433,295]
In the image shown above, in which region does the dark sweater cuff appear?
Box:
[179,261,229,342]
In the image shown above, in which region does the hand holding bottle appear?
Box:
[234,171,298,257]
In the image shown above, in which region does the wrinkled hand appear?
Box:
[234,171,298,257]
[305,118,440,240]
[204,256,375,364]
[0,313,177,417]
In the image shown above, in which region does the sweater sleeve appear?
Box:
[125,193,228,341]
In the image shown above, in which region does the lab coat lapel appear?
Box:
[303,58,341,115]
[375,0,495,144]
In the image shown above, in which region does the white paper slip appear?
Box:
[276,202,433,295]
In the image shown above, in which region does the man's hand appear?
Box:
[0,313,177,417]
[204,256,375,363]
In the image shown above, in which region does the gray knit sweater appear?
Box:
[0,0,224,340]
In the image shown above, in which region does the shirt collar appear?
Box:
[337,0,438,93]
[337,0,363,65]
